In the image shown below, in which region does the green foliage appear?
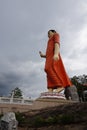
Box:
[71,75,87,101]
[0,114,3,119]
[11,87,23,98]
[33,116,46,127]
[15,112,26,126]
[0,111,77,128]
[30,114,75,127]
[46,116,55,124]
[58,114,75,124]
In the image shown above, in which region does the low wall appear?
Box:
[0,97,76,114]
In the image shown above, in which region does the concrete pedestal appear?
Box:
[40,92,66,100]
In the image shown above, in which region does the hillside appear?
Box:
[17,102,87,130]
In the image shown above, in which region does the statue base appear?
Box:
[40,92,66,100]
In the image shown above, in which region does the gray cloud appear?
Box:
[0,72,21,96]
[0,0,87,98]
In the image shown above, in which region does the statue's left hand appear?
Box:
[53,54,59,61]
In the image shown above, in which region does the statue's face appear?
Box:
[48,31,54,38]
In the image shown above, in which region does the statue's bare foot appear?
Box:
[55,87,64,93]
[48,88,53,93]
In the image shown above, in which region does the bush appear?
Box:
[15,112,26,126]
[33,116,46,127]
[59,114,75,124]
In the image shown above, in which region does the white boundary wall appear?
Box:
[0,97,33,105]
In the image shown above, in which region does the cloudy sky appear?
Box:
[0,0,87,99]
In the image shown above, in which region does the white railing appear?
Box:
[0,97,33,105]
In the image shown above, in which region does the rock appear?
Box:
[0,112,18,130]
[64,85,79,101]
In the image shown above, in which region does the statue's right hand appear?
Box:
[39,51,42,57]
[39,51,41,54]
[39,51,46,58]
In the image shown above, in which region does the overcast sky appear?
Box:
[0,0,87,99]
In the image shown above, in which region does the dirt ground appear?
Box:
[18,124,87,130]
[18,102,87,130]
[18,127,27,130]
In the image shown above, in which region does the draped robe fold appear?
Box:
[44,33,72,89]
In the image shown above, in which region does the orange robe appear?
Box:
[44,33,72,89]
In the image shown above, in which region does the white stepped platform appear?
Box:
[40,92,66,100]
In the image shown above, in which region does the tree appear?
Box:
[71,75,87,101]
[11,87,23,98]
